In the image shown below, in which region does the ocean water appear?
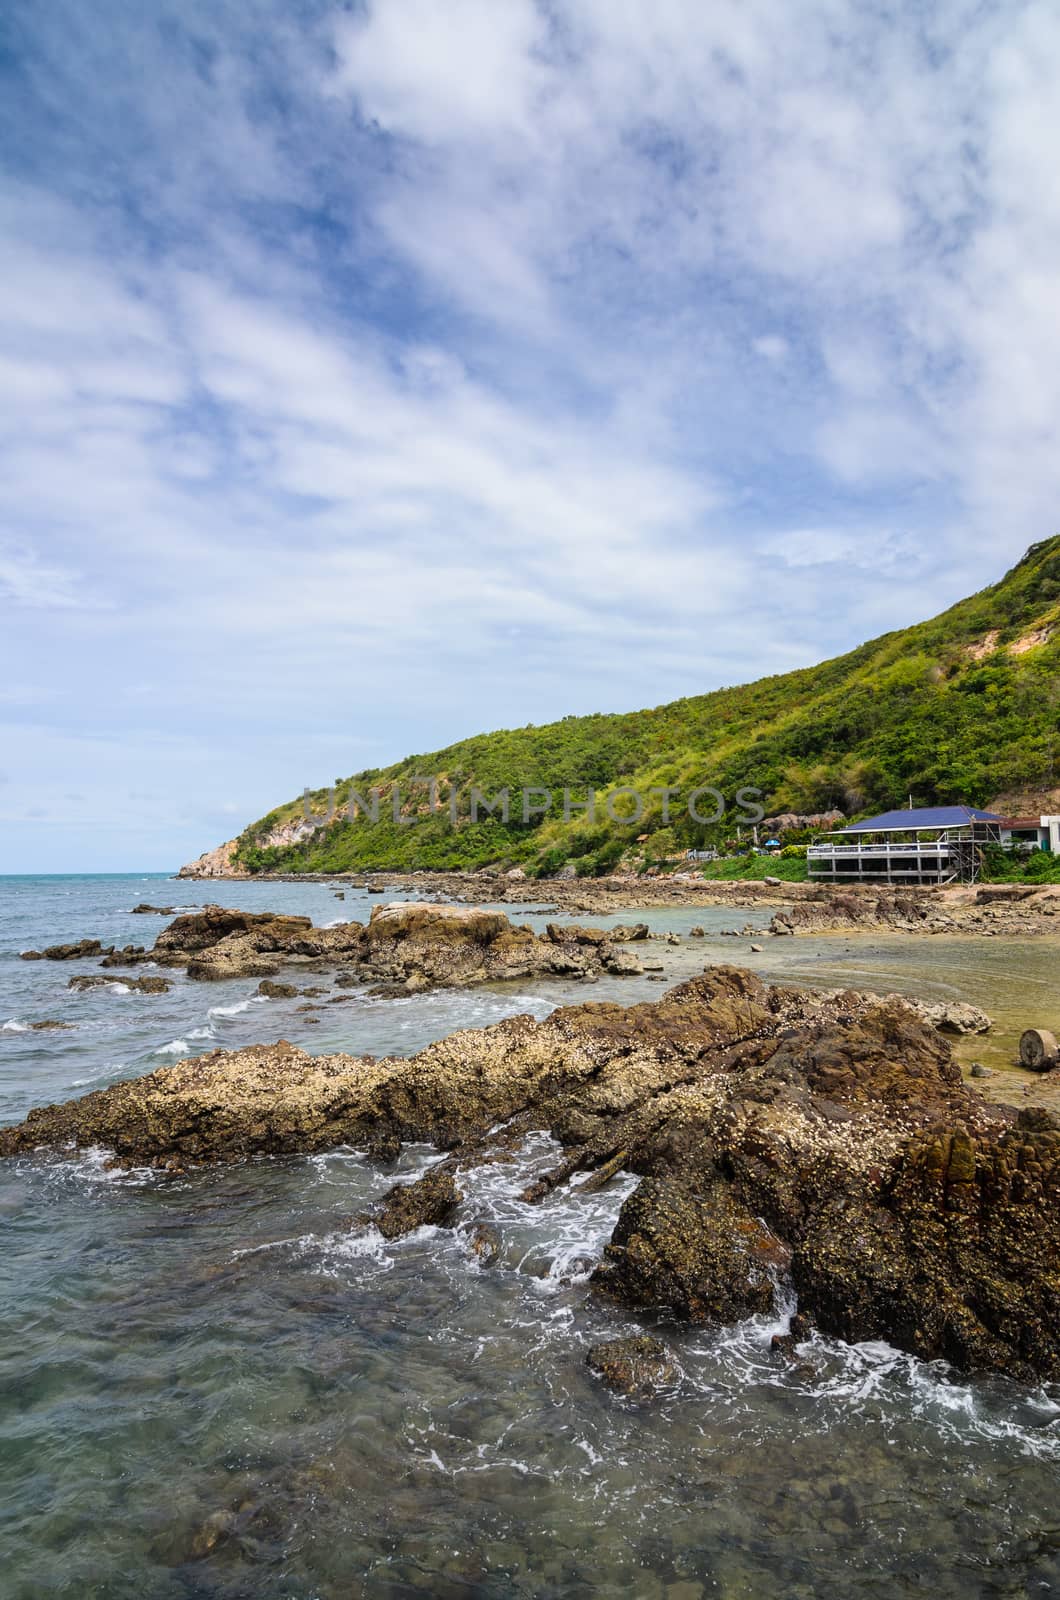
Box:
[3,874,1060,1599]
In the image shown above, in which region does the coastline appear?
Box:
[176,863,1060,935]
[7,960,1059,1383]
[5,866,1060,1592]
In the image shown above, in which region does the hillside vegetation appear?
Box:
[232,537,1060,877]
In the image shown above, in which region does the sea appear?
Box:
[2,873,1060,1599]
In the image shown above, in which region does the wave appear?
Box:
[674,1304,1060,1463]
[2,1019,29,1032]
[207,996,267,1019]
[70,1064,125,1087]
[304,1133,632,1298]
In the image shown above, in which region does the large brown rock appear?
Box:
[21,939,111,962]
[593,1176,782,1324]
[5,965,1059,1380]
[91,901,648,992]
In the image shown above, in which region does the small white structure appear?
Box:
[998,815,1060,854]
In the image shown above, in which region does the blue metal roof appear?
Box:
[839,806,1001,834]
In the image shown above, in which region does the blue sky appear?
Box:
[1,0,1058,871]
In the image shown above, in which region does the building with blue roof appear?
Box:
[837,806,1002,834]
[808,805,1004,885]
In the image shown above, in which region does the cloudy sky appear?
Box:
[1,0,1057,870]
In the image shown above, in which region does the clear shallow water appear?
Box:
[3,876,1060,1598]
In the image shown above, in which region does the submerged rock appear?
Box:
[370,1167,463,1240]
[4,966,1060,1381]
[586,1334,677,1397]
[67,973,170,994]
[467,1221,501,1265]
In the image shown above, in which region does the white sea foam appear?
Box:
[320,1226,399,1276]
[306,1147,367,1185]
[33,1144,159,1188]
[2,1019,28,1032]
[785,1334,1060,1458]
[307,1131,633,1308]
[231,1233,319,1260]
[155,1039,189,1055]
[207,996,267,1019]
[672,1304,1060,1463]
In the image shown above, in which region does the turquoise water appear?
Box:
[3,875,1060,1598]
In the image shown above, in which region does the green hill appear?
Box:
[232,537,1060,877]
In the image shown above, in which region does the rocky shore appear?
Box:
[452,871,1060,935]
[768,884,1060,938]
[176,862,1060,935]
[20,902,652,993]
[5,965,1060,1383]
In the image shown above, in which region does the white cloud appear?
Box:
[2,0,1060,866]
[0,541,101,609]
[753,336,789,364]
[763,528,922,576]
[332,0,549,143]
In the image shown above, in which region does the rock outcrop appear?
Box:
[177,840,239,879]
[67,974,170,994]
[770,886,1060,938]
[72,902,652,992]
[812,989,992,1037]
[20,939,111,962]
[4,965,1059,1380]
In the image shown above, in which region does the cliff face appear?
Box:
[177,839,239,878]
[179,818,320,876]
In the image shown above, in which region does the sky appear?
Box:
[1,0,1059,871]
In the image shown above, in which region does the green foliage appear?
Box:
[232,538,1060,876]
[1023,848,1060,883]
[692,854,809,882]
[980,843,1060,884]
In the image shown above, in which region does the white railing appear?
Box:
[807,842,953,859]
[806,838,967,883]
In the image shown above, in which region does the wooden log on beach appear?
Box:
[1020,1029,1059,1071]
